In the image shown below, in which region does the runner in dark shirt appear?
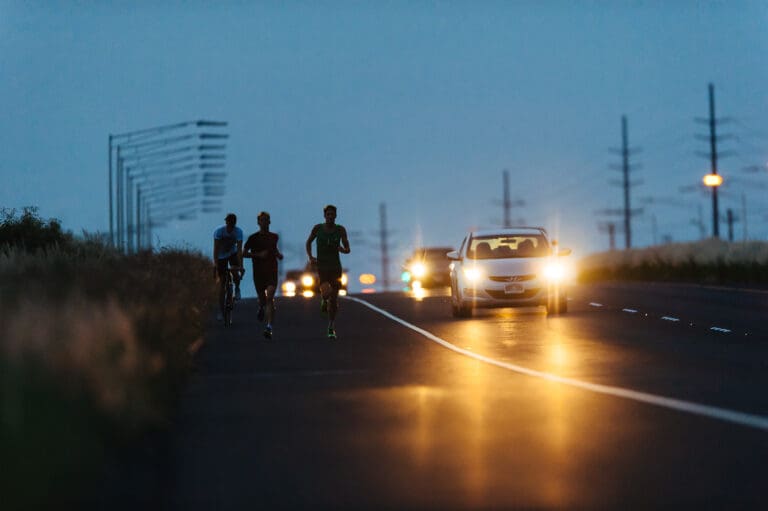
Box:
[305,204,350,339]
[243,211,283,339]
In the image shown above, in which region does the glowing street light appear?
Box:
[703,171,723,238]
[703,173,723,187]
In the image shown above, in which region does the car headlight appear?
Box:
[411,262,426,278]
[462,267,482,282]
[282,281,297,293]
[301,274,315,287]
[341,273,348,286]
[542,263,566,281]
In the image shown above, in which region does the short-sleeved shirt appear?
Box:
[213,225,243,260]
[244,231,280,275]
[314,223,344,272]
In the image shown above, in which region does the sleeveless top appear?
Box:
[315,223,343,272]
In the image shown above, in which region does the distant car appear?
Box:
[403,246,454,288]
[281,264,349,297]
[448,227,572,317]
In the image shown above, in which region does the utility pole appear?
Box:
[598,222,617,251]
[708,84,720,238]
[379,203,391,292]
[727,209,734,241]
[596,115,643,249]
[606,115,642,249]
[696,83,732,239]
[499,169,525,228]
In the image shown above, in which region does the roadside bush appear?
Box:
[0,208,216,507]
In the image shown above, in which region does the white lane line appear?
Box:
[589,302,603,307]
[622,308,638,314]
[661,316,680,322]
[345,296,768,432]
[711,327,732,333]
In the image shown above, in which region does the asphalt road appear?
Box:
[160,283,768,510]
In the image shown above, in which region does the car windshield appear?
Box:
[467,235,550,259]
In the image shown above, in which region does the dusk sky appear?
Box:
[3,1,768,292]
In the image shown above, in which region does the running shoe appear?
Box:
[327,327,336,340]
[257,306,265,322]
[320,298,328,315]
[235,287,242,301]
[263,325,273,339]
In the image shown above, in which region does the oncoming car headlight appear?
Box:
[462,267,482,282]
[282,281,297,293]
[341,273,348,286]
[542,262,566,281]
[301,274,315,287]
[411,262,426,278]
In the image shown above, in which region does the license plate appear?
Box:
[504,283,524,294]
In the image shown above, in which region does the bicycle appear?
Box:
[221,266,243,327]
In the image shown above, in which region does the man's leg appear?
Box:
[216,259,227,319]
[230,254,242,299]
[265,284,276,325]
[254,278,266,321]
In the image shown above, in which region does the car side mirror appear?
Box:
[446,250,460,260]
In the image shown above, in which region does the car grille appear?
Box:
[488,274,537,282]
[485,288,541,299]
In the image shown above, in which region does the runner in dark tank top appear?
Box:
[305,204,350,339]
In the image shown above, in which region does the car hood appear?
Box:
[465,257,550,276]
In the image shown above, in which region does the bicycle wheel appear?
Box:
[224,282,234,327]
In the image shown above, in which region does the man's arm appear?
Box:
[339,226,351,254]
[305,225,318,262]
[213,239,220,277]
[275,235,284,261]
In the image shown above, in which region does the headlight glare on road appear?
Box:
[463,267,482,282]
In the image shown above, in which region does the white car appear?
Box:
[448,227,572,317]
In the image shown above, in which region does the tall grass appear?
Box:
[0,208,216,507]
[578,238,768,285]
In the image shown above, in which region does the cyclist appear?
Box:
[305,204,350,339]
[243,211,283,339]
[213,213,244,321]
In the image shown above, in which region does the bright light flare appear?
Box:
[301,274,315,287]
[541,260,575,282]
[703,173,723,187]
[411,262,426,278]
[412,280,423,290]
[282,281,296,293]
[463,267,482,282]
[339,289,347,296]
[302,290,314,298]
[542,262,566,281]
[341,273,348,286]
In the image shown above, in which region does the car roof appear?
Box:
[470,227,548,238]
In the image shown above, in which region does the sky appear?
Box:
[2,1,768,293]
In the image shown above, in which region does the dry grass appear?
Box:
[0,243,216,507]
[578,239,768,285]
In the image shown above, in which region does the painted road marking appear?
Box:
[711,327,732,333]
[345,296,768,432]
[622,308,638,314]
[589,302,603,307]
[661,316,680,322]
